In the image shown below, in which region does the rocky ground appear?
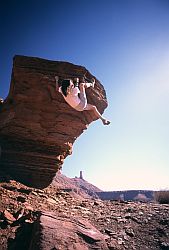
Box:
[0,172,169,250]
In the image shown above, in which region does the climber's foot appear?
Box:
[102,119,111,125]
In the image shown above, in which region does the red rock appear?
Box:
[3,210,16,223]
[29,211,109,250]
[24,203,34,211]
[14,208,25,220]
[76,218,110,242]
[46,197,58,204]
[17,196,26,203]
[0,55,108,189]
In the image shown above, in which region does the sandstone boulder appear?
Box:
[0,55,108,188]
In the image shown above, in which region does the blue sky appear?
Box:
[1,0,169,191]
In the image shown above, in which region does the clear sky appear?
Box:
[1,0,169,191]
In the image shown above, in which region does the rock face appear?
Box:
[97,190,154,202]
[0,55,108,188]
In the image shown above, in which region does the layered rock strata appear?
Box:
[0,55,108,188]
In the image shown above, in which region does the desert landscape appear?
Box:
[0,56,169,250]
[0,171,169,250]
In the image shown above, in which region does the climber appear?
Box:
[55,76,110,125]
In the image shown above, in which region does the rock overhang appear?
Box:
[0,55,108,188]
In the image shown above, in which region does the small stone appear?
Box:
[47,198,58,204]
[25,218,34,223]
[125,228,135,237]
[15,208,25,220]
[3,210,16,223]
[125,213,131,219]
[24,204,34,211]
[94,201,100,206]
[131,217,141,224]
[105,228,116,236]
[159,242,169,249]
[117,237,125,245]
[126,207,135,213]
[32,191,38,196]
[108,239,119,250]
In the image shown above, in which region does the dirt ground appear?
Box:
[0,173,169,250]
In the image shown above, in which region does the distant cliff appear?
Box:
[53,172,154,202]
[97,190,154,202]
[0,55,108,188]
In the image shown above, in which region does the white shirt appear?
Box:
[59,86,81,108]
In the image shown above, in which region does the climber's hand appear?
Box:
[92,78,95,84]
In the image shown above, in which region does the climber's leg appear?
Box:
[74,83,88,111]
[84,104,111,125]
